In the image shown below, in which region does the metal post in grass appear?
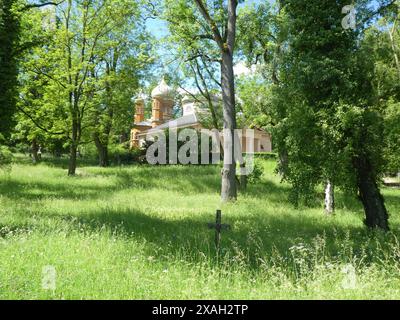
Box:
[208,210,230,250]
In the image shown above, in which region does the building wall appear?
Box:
[238,129,272,153]
[133,126,272,153]
[257,132,272,153]
[133,127,272,153]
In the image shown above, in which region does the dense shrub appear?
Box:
[109,144,147,165]
[254,152,278,161]
[246,158,265,184]
[0,135,13,173]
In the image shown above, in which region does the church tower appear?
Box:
[130,78,175,148]
[151,78,174,128]
[134,96,145,124]
[131,94,149,148]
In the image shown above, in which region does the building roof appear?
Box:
[135,121,152,127]
[137,114,200,137]
[151,78,174,100]
[134,92,147,103]
[148,113,199,132]
[181,92,221,104]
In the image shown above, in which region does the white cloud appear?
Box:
[177,87,200,96]
[233,62,257,77]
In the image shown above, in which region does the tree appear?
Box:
[361,2,400,175]
[0,134,13,172]
[384,101,400,174]
[195,0,239,202]
[161,4,223,130]
[269,0,394,230]
[178,56,222,130]
[237,1,284,85]
[0,0,19,139]
[236,1,290,177]
[89,10,153,167]
[15,71,66,162]
[0,0,64,141]
[20,0,148,175]
[162,0,239,201]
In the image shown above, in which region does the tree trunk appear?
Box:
[31,139,40,164]
[221,50,237,202]
[0,1,18,139]
[68,143,77,176]
[68,116,79,176]
[117,134,126,166]
[98,144,108,167]
[324,180,335,214]
[93,133,109,167]
[103,145,109,167]
[53,148,62,158]
[354,156,389,231]
[193,0,238,201]
[388,17,400,80]
[278,148,288,178]
[239,163,247,190]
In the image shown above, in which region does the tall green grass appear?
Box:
[0,156,399,299]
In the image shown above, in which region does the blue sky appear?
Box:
[146,0,266,39]
[146,0,382,39]
[146,18,169,40]
[145,0,267,76]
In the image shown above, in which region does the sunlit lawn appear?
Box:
[0,155,400,299]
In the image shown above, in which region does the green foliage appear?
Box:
[16,0,154,171]
[237,0,286,82]
[384,100,400,173]
[108,143,143,165]
[0,134,13,172]
[0,145,13,172]
[254,152,278,160]
[237,76,275,130]
[162,0,224,129]
[0,0,19,138]
[246,158,264,185]
[360,11,400,175]
[129,146,148,164]
[253,0,395,210]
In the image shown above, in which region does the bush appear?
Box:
[109,144,148,165]
[0,144,13,173]
[130,146,148,164]
[254,152,278,160]
[246,158,265,184]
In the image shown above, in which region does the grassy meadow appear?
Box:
[0,155,400,299]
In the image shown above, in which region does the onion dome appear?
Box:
[182,94,195,104]
[151,78,174,100]
[134,92,147,103]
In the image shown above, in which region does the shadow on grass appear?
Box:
[382,192,400,208]
[0,179,117,201]
[41,205,400,271]
[242,179,367,213]
[13,153,98,169]
[109,165,222,195]
[0,165,222,201]
[3,158,400,272]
